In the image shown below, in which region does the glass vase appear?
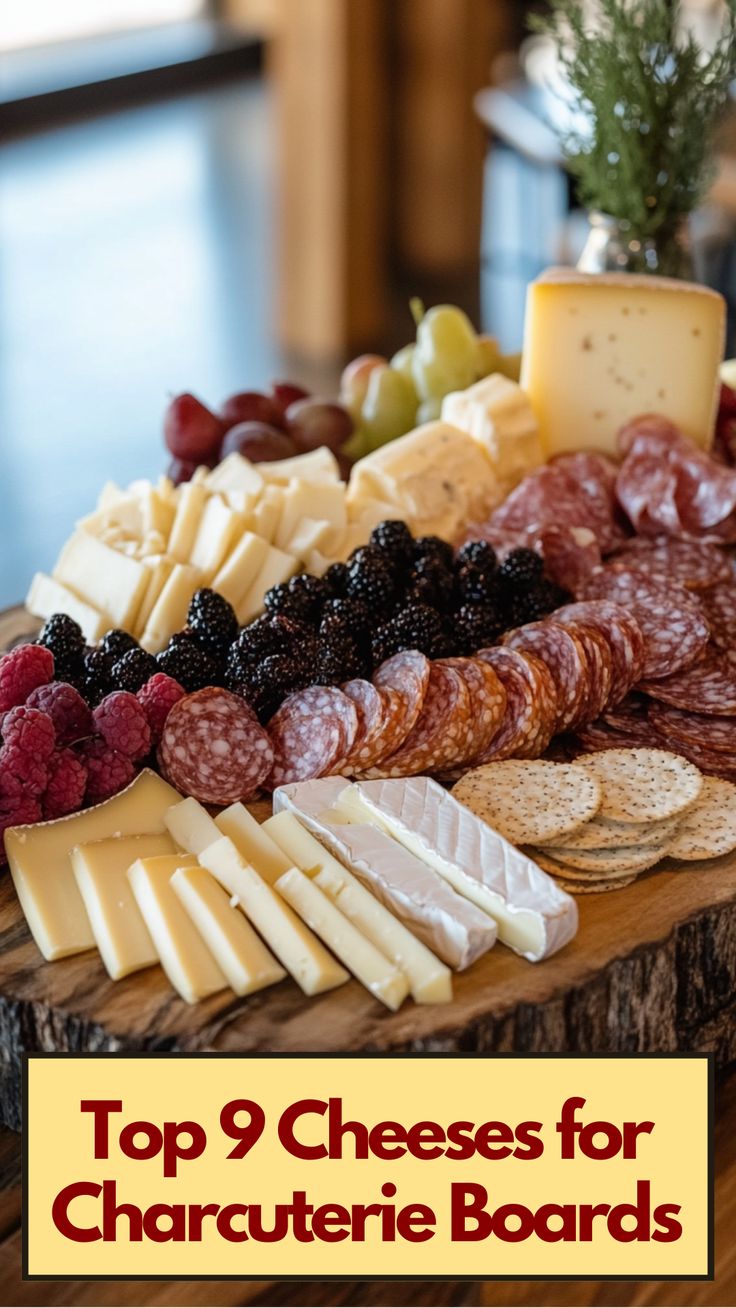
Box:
[576,210,694,279]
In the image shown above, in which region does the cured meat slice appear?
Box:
[553,601,644,705]
[435,657,507,766]
[601,693,651,736]
[574,718,664,754]
[158,687,274,804]
[340,679,384,772]
[503,621,589,732]
[267,687,359,788]
[699,582,736,649]
[609,537,731,591]
[372,650,430,744]
[474,648,550,760]
[361,663,471,778]
[346,688,413,773]
[638,648,736,716]
[486,453,625,554]
[531,525,601,595]
[661,738,736,782]
[580,565,709,679]
[616,415,736,541]
[557,620,614,722]
[647,701,736,756]
[551,451,630,552]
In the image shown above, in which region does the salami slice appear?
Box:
[580,565,709,679]
[638,648,736,716]
[472,648,544,760]
[647,701,736,756]
[601,693,651,736]
[267,686,359,788]
[558,620,614,722]
[617,414,736,541]
[699,582,736,650]
[435,657,507,766]
[503,621,589,732]
[158,687,274,804]
[361,663,471,778]
[574,718,664,754]
[344,687,411,772]
[659,738,736,782]
[340,679,384,773]
[609,537,731,591]
[373,650,430,743]
[553,600,644,705]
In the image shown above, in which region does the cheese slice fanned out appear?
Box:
[343,777,578,962]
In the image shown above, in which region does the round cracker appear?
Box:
[545,812,681,852]
[554,875,637,894]
[536,842,668,874]
[574,749,703,822]
[667,776,736,861]
[531,849,647,881]
[451,760,601,845]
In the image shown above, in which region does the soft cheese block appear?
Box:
[346,421,505,543]
[71,832,174,979]
[441,374,543,490]
[128,854,227,1004]
[171,865,286,996]
[343,777,578,962]
[273,778,497,969]
[521,268,726,455]
[6,770,183,961]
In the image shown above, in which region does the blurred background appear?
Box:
[2,0,736,608]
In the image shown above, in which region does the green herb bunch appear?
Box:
[531,0,736,262]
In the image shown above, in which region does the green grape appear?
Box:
[390,343,417,392]
[475,334,502,379]
[361,364,417,449]
[416,397,442,424]
[411,304,479,402]
[339,354,386,423]
[341,426,372,461]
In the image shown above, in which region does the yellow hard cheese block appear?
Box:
[441,374,543,491]
[198,836,348,995]
[263,811,452,1004]
[215,802,291,883]
[521,268,726,455]
[71,833,175,979]
[347,421,504,543]
[128,855,227,1004]
[171,865,286,996]
[6,771,182,961]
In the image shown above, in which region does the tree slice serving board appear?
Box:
[3,606,736,1131]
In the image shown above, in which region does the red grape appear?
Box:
[220,422,298,462]
[270,381,310,421]
[220,390,284,430]
[167,457,199,485]
[164,393,224,462]
[285,398,353,453]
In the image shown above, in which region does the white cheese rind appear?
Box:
[171,865,286,995]
[273,778,497,969]
[350,777,578,962]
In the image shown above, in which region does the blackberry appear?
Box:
[81,648,114,705]
[454,604,504,654]
[111,647,158,694]
[498,547,544,588]
[406,556,454,611]
[263,582,311,622]
[187,588,238,656]
[320,597,372,640]
[455,562,501,606]
[323,561,349,597]
[38,614,85,669]
[236,615,290,660]
[157,639,219,693]
[246,654,312,721]
[224,643,253,693]
[316,630,364,684]
[455,540,497,575]
[412,535,454,569]
[100,628,138,661]
[287,574,329,622]
[371,604,444,663]
[369,520,414,568]
[346,548,397,611]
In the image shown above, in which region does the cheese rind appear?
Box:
[275,866,409,1011]
[521,268,726,455]
[171,865,286,995]
[6,770,183,961]
[273,778,497,969]
[128,855,227,1003]
[347,777,578,962]
[264,810,452,1003]
[71,833,174,979]
[198,836,348,995]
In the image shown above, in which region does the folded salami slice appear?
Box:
[267,686,359,788]
[616,415,736,541]
[553,600,644,706]
[474,647,556,760]
[638,649,736,716]
[435,657,507,766]
[647,701,736,756]
[580,565,709,679]
[361,662,471,778]
[158,687,274,804]
[503,621,589,732]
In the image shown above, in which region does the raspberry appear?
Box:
[93,692,152,761]
[1,793,42,862]
[79,738,135,802]
[25,681,93,746]
[43,748,88,819]
[0,706,56,796]
[136,673,186,743]
[0,644,54,713]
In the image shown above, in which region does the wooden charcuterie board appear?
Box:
[3,605,736,1133]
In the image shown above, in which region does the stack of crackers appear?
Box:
[452,749,736,894]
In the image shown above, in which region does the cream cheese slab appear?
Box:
[265,810,451,1003]
[345,777,578,962]
[273,778,497,969]
[171,865,286,995]
[25,573,108,643]
[128,854,227,1004]
[198,836,348,995]
[6,770,182,961]
[71,833,174,979]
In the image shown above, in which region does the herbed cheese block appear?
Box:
[171,865,286,996]
[5,770,182,961]
[346,421,504,543]
[128,854,227,1004]
[71,833,175,979]
[521,268,726,455]
[441,374,543,491]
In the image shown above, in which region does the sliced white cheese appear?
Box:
[198,836,348,995]
[347,777,579,962]
[168,481,208,563]
[71,833,174,980]
[214,802,292,884]
[275,866,408,1011]
[53,531,149,632]
[258,447,340,484]
[273,778,497,970]
[205,453,265,499]
[25,573,108,644]
[165,797,222,856]
[275,481,346,553]
[211,531,269,610]
[172,865,286,996]
[188,496,244,582]
[134,556,174,638]
[304,548,333,578]
[236,544,297,624]
[264,810,451,1004]
[441,374,543,490]
[285,517,334,560]
[128,854,228,1004]
[139,562,200,654]
[248,485,285,543]
[78,494,144,540]
[142,486,176,543]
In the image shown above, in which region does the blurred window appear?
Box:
[0,0,208,53]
